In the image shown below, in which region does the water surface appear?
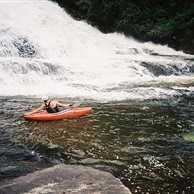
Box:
[1,96,194,193]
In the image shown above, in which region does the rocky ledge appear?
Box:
[0,164,131,194]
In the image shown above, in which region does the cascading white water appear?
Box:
[0,0,194,101]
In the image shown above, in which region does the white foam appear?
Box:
[0,0,193,101]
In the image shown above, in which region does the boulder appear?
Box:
[0,164,132,194]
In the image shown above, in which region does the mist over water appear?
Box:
[0,0,193,101]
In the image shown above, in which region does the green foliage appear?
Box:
[75,0,91,12]
[54,0,194,47]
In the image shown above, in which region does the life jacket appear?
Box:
[45,101,59,113]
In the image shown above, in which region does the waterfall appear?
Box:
[0,0,193,101]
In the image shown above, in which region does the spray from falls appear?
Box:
[0,0,193,101]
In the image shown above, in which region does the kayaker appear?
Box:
[25,96,72,115]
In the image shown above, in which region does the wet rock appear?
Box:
[79,158,101,165]
[0,164,132,194]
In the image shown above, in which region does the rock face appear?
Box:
[0,164,132,194]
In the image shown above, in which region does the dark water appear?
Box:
[1,96,194,193]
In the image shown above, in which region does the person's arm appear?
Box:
[25,104,45,115]
[56,101,70,108]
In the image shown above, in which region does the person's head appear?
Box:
[43,96,50,103]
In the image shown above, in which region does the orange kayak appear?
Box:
[24,107,92,121]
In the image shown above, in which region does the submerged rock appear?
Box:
[0,164,131,194]
[183,132,194,142]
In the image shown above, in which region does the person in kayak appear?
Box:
[25,96,72,115]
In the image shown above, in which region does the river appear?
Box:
[0,1,194,193]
